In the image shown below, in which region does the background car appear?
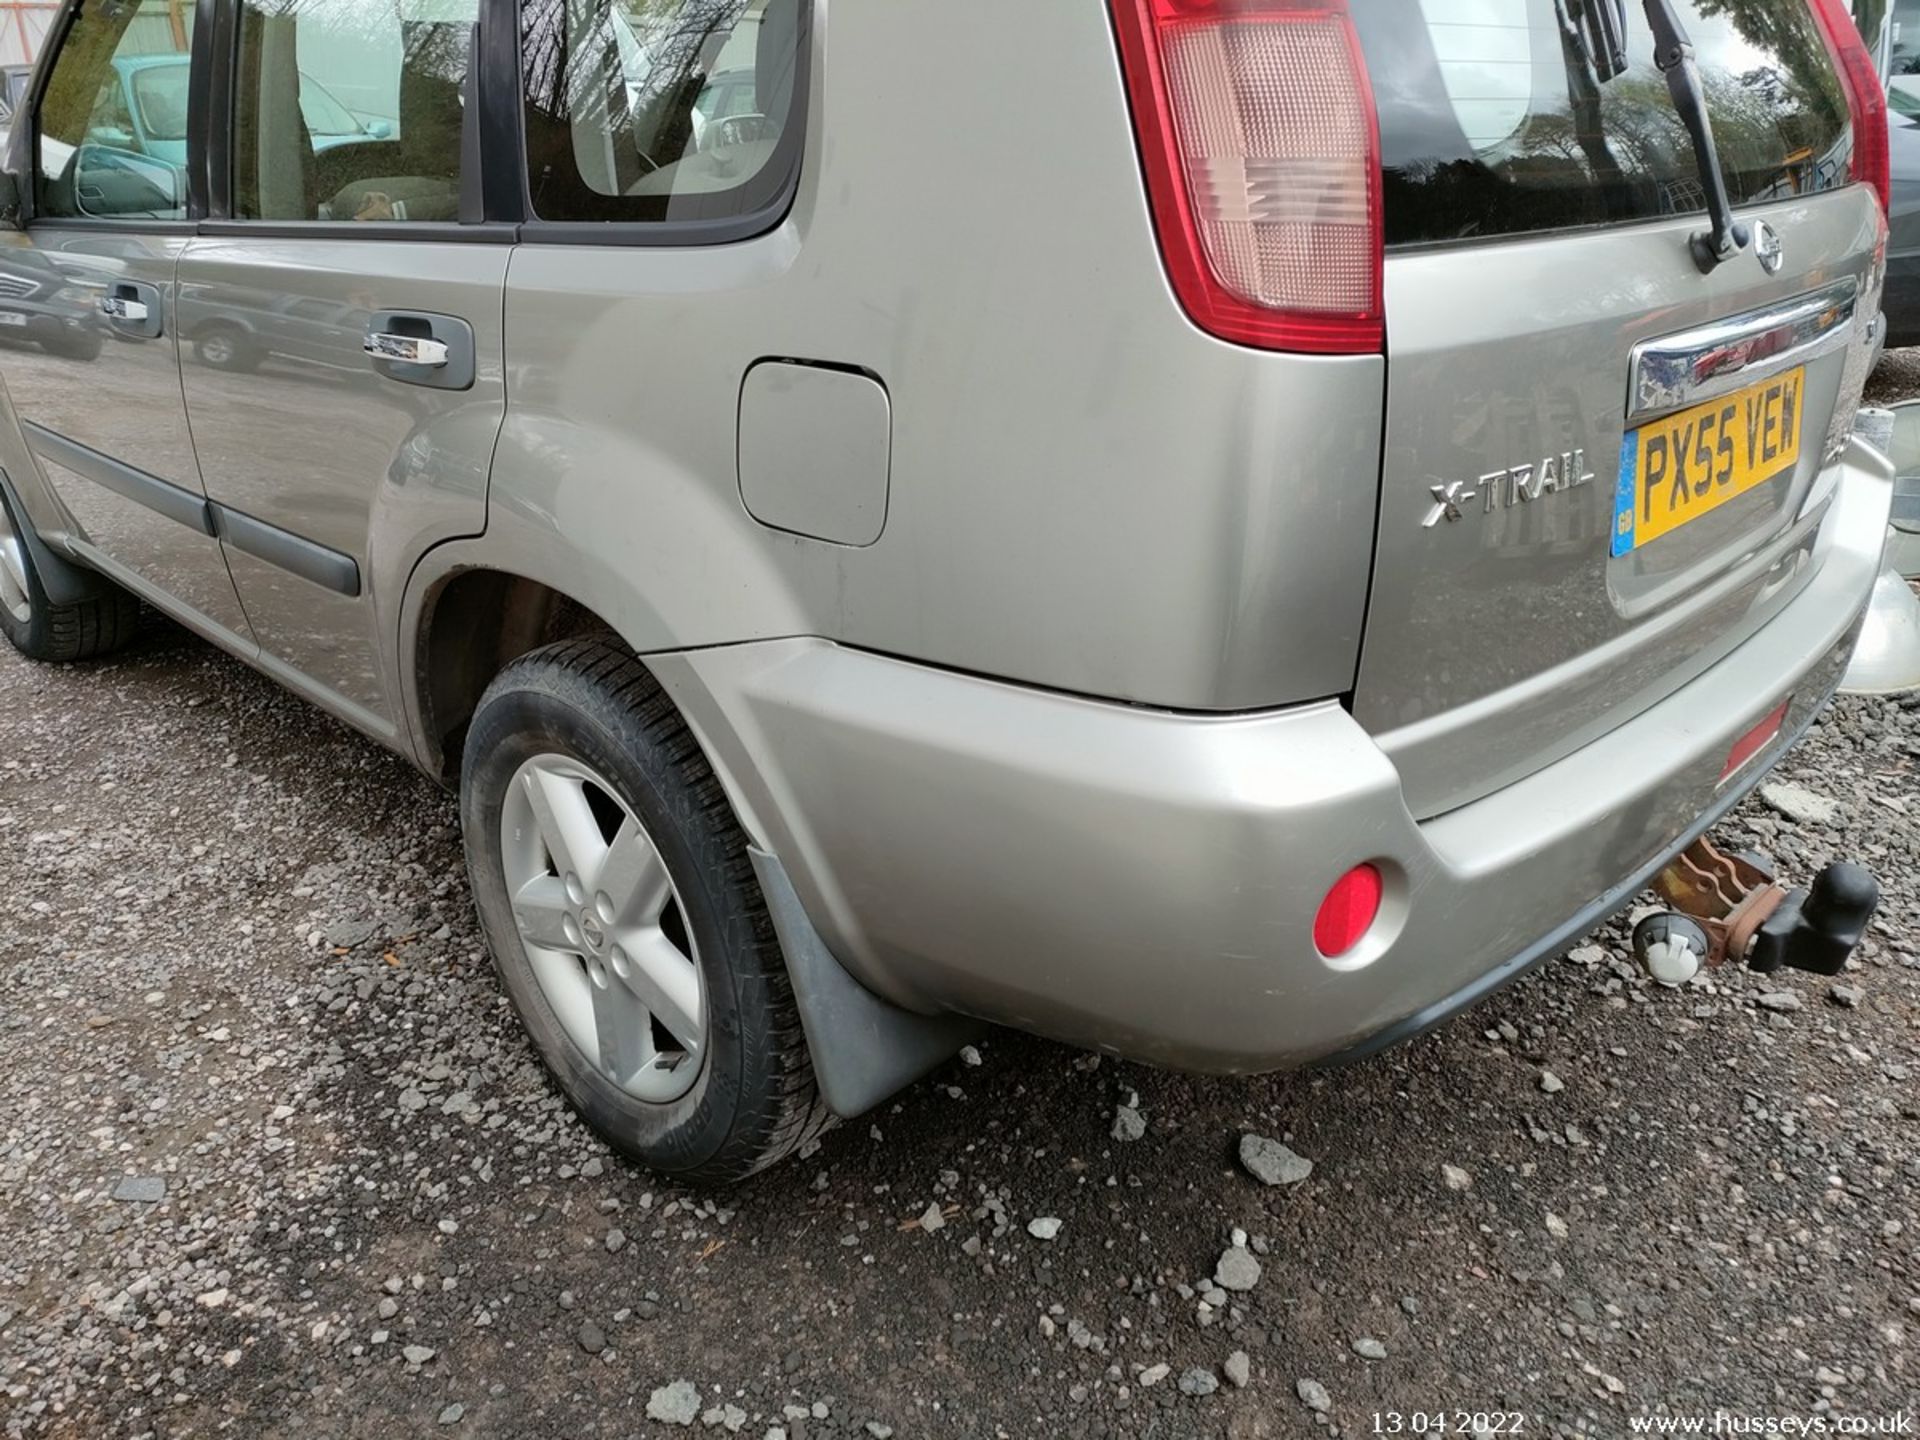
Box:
[106,53,391,171]
[0,247,101,361]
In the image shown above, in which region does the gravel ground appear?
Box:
[4,403,1920,1439]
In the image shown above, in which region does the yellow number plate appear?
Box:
[1612,366,1804,557]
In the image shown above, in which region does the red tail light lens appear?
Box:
[1313,863,1383,959]
[1722,697,1791,781]
[1808,0,1890,217]
[1109,0,1384,355]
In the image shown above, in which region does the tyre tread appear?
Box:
[0,487,141,663]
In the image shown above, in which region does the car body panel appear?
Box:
[1356,191,1884,817]
[491,0,1383,715]
[0,0,1895,1088]
[0,228,254,641]
[651,444,1889,1068]
[176,236,508,732]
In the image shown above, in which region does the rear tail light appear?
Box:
[1808,0,1890,217]
[1109,0,1384,354]
[1313,863,1383,959]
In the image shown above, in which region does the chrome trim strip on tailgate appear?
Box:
[1629,278,1858,422]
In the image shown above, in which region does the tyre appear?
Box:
[461,638,828,1183]
[0,486,139,662]
[193,325,255,371]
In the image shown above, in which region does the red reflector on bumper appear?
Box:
[1722,698,1791,780]
[1314,863,1383,958]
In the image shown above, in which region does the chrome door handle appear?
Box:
[99,296,149,322]
[363,333,449,367]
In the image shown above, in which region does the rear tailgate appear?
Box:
[1348,1,1883,819]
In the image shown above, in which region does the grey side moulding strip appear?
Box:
[211,505,361,597]
[21,421,361,597]
[22,421,215,535]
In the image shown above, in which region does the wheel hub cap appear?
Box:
[500,754,707,1103]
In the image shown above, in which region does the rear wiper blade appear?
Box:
[1574,0,1749,272]
[1572,0,1630,81]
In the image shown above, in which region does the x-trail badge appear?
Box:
[1422,451,1597,528]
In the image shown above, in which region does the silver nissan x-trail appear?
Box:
[0,0,1896,1179]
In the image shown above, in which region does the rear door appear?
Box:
[175,0,507,735]
[1348,0,1882,818]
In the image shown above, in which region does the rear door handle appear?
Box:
[99,296,149,322]
[363,332,449,367]
[363,310,474,391]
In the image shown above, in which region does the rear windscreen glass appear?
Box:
[1351,0,1852,247]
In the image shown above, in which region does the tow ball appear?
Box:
[1629,837,1880,986]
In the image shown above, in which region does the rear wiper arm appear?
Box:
[1577,0,1749,273]
[1639,0,1752,272]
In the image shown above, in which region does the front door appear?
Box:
[8,0,251,643]
[175,0,506,735]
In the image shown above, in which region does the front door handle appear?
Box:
[363,310,474,391]
[363,332,449,367]
[100,280,163,339]
[99,295,149,322]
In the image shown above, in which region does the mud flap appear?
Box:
[749,847,981,1119]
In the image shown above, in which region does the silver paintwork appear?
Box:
[459,0,1384,719]
[653,446,1890,1069]
[737,360,891,547]
[501,753,706,1102]
[1358,193,1884,820]
[3,230,256,643]
[0,0,1893,1078]
[174,237,509,732]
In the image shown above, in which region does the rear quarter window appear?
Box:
[518,0,806,229]
[1352,0,1853,247]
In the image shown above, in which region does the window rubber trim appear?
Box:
[23,0,814,247]
[183,0,215,219]
[16,0,209,225]
[499,0,814,246]
[196,0,505,240]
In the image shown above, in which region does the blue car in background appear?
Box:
[55,53,394,222]
[100,53,390,170]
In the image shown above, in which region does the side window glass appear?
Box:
[35,0,194,221]
[520,0,805,226]
[232,0,475,223]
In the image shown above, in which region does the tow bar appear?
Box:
[1630,837,1880,986]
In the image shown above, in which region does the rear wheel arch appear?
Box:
[410,564,622,785]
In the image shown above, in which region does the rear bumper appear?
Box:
[653,444,1892,1072]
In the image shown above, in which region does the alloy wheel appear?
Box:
[0,498,32,626]
[500,754,708,1103]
